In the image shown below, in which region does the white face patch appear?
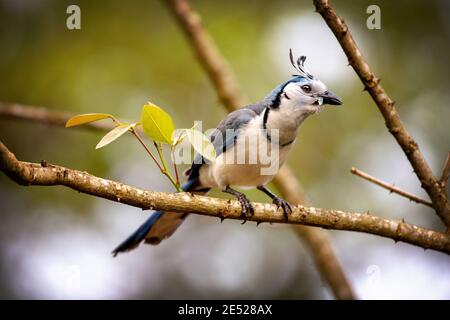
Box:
[282,79,327,107]
[283,82,304,101]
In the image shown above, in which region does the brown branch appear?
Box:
[164,0,355,299]
[164,0,245,109]
[351,167,433,208]
[1,141,449,255]
[439,152,450,189]
[0,102,114,131]
[313,0,450,228]
[271,165,355,299]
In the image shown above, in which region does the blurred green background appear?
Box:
[0,0,449,299]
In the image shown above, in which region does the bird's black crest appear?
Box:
[289,48,315,80]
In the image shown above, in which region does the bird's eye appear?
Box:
[301,85,311,93]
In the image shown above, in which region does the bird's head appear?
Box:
[266,50,342,116]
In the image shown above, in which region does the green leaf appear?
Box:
[66,113,114,127]
[141,103,175,144]
[185,129,216,162]
[95,123,135,149]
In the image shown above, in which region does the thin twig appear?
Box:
[0,102,114,131]
[163,0,245,109]
[153,141,180,191]
[351,167,433,207]
[1,141,449,254]
[171,147,180,187]
[130,127,163,172]
[313,0,450,227]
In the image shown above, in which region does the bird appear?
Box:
[112,50,342,256]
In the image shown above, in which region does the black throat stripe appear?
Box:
[262,107,295,147]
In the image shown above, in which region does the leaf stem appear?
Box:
[131,128,180,192]
[110,116,121,125]
[171,146,180,186]
[130,127,163,172]
[154,141,181,192]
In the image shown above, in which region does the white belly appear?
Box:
[198,117,293,189]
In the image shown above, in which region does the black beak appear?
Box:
[320,90,342,106]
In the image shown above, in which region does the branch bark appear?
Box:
[164,0,246,109]
[0,102,113,131]
[351,167,433,208]
[313,0,450,228]
[439,152,450,189]
[164,0,355,299]
[1,141,449,254]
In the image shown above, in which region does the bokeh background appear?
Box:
[0,0,449,299]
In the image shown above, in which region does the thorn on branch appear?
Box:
[351,167,433,208]
[389,127,401,135]
[439,152,450,188]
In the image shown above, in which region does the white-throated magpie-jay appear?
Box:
[112,50,342,256]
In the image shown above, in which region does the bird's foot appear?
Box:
[236,193,254,224]
[272,197,292,222]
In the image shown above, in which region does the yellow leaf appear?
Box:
[185,129,216,162]
[95,123,134,149]
[141,103,175,144]
[65,113,114,127]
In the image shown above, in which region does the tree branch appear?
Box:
[351,167,433,208]
[313,0,450,228]
[1,141,449,254]
[439,152,450,189]
[164,0,355,299]
[164,0,246,109]
[0,102,114,131]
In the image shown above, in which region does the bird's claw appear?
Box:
[237,194,254,224]
[273,197,292,222]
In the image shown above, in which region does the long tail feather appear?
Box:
[111,211,163,257]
